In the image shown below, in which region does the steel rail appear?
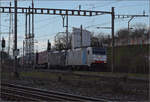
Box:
[0,91,40,101]
[2,87,77,101]
[2,83,108,101]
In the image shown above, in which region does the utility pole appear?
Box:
[0,0,1,52]
[80,25,83,47]
[0,1,1,86]
[23,40,24,69]
[32,0,35,68]
[66,14,68,65]
[147,27,149,73]
[62,14,69,65]
[111,7,115,73]
[29,6,31,65]
[8,2,12,55]
[14,0,18,77]
[25,9,28,65]
[66,15,68,50]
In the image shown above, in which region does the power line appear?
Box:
[85,13,149,29]
[35,18,60,30]
[116,4,148,9]
[87,0,122,10]
[83,1,122,29]
[85,21,111,29]
[34,6,83,30]
[34,15,59,23]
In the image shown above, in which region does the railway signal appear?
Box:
[47,40,51,51]
[1,37,5,70]
[2,37,5,48]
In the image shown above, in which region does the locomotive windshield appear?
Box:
[92,48,106,55]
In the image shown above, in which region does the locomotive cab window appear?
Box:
[92,48,106,55]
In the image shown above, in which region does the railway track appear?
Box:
[1,83,108,101]
[0,91,40,101]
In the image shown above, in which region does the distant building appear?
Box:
[71,27,91,49]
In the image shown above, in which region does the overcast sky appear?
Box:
[0,0,149,54]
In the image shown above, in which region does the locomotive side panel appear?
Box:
[67,48,89,66]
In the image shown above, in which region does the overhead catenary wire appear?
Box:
[78,1,122,27]
[84,1,147,30]
[34,5,80,30]
[87,0,122,10]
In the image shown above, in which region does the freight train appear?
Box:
[35,47,107,71]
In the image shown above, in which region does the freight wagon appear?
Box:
[36,51,48,68]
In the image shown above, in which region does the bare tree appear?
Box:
[91,32,110,47]
[131,23,148,38]
[116,28,130,39]
[54,32,72,50]
[116,23,148,39]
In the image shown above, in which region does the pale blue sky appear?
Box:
[0,0,149,53]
